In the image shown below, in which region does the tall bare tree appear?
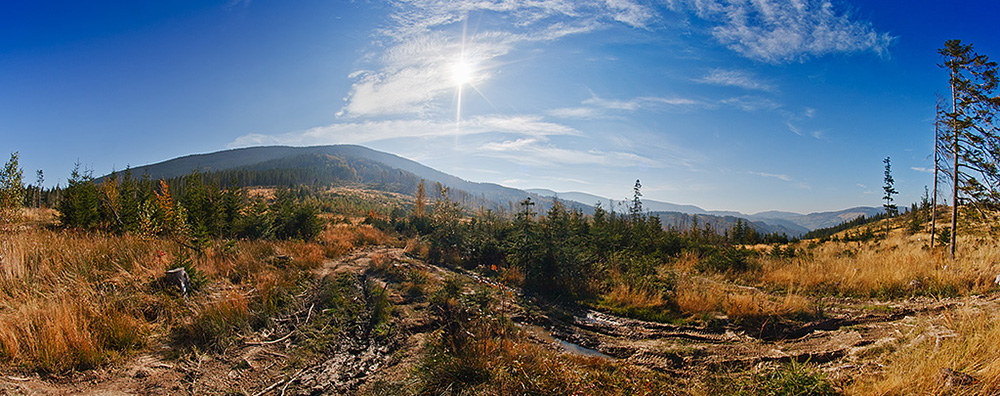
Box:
[939,39,1000,259]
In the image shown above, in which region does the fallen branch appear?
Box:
[304,304,315,324]
[261,350,290,359]
[244,331,295,346]
[280,368,307,396]
[251,379,285,396]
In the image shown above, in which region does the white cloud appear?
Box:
[340,0,657,118]
[750,171,792,182]
[785,121,824,139]
[787,122,803,136]
[478,138,661,167]
[228,115,579,147]
[547,93,703,119]
[670,0,894,63]
[911,167,934,173]
[588,93,703,110]
[546,107,605,119]
[722,96,780,112]
[695,69,776,91]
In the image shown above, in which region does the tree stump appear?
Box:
[165,267,192,296]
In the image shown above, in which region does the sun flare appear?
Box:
[452,61,475,86]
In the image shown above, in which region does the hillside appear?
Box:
[116,145,592,213]
[118,145,877,235]
[652,211,808,237]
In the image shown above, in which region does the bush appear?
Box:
[699,247,758,273]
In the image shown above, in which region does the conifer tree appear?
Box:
[0,152,25,225]
[414,179,426,218]
[938,39,1000,257]
[630,179,643,224]
[34,169,44,208]
[883,156,898,237]
[59,162,100,229]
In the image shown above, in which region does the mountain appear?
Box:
[652,211,808,237]
[525,189,709,214]
[117,145,877,234]
[771,207,884,231]
[118,145,588,213]
[528,189,879,233]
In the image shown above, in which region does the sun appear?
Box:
[451,61,475,86]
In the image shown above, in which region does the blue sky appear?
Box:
[3,0,999,214]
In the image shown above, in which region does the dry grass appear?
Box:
[674,278,818,323]
[851,307,1000,395]
[754,232,1000,297]
[603,283,668,310]
[319,224,391,258]
[403,237,430,259]
[0,219,388,373]
[0,229,173,372]
[182,291,253,348]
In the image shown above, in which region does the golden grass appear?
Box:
[183,291,253,348]
[319,224,391,258]
[0,220,388,373]
[754,232,1000,297]
[851,308,1000,395]
[674,277,817,323]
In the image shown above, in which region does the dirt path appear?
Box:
[530,292,987,384]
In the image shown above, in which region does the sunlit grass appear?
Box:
[851,307,1000,395]
[0,217,389,373]
[753,231,1000,298]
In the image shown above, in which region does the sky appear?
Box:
[3,0,999,214]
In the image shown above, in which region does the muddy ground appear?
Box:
[0,246,988,395]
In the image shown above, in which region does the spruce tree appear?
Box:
[883,156,898,237]
[0,152,25,225]
[938,39,1000,258]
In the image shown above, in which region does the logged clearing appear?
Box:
[4,237,1000,395]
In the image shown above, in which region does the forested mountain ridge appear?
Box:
[112,145,581,213]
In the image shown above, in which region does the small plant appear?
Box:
[734,361,840,396]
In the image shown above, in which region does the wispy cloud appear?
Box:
[786,121,825,139]
[340,0,656,118]
[911,167,934,173]
[670,0,894,63]
[546,107,605,119]
[750,171,792,182]
[478,138,660,167]
[584,94,702,110]
[722,96,780,112]
[548,92,704,119]
[228,115,579,147]
[695,69,776,91]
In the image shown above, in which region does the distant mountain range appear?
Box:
[525,189,882,234]
[118,145,879,236]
